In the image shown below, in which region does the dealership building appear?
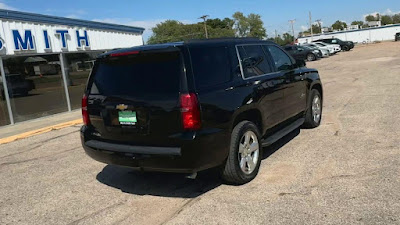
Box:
[0,9,144,127]
[297,24,400,44]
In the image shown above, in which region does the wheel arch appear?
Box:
[231,109,263,134]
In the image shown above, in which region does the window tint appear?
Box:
[190,46,231,88]
[91,51,181,96]
[265,45,293,71]
[237,45,272,78]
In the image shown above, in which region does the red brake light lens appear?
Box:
[110,50,140,57]
[180,93,201,130]
[82,94,90,126]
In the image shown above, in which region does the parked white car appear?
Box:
[314,42,341,53]
[302,43,332,56]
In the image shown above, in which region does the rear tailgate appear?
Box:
[86,49,184,146]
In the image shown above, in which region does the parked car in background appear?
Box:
[314,42,341,53]
[81,38,323,184]
[395,32,400,41]
[301,44,330,57]
[302,43,334,55]
[284,45,320,61]
[0,74,35,99]
[314,38,354,51]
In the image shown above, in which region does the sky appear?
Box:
[1,0,399,41]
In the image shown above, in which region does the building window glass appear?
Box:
[64,52,103,109]
[0,79,11,126]
[2,54,68,123]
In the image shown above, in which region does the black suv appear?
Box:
[81,38,323,184]
[395,32,400,41]
[314,38,354,51]
[284,45,320,61]
[1,74,35,99]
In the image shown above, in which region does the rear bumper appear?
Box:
[81,126,229,173]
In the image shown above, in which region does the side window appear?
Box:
[237,45,273,78]
[265,45,293,71]
[190,46,231,89]
[331,39,337,43]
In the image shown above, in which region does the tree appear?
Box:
[365,15,377,22]
[311,24,321,34]
[232,12,267,39]
[232,12,250,37]
[247,13,267,38]
[271,33,294,46]
[206,18,234,29]
[331,20,347,30]
[147,20,203,44]
[381,15,393,25]
[351,21,364,26]
[393,14,400,24]
[147,12,266,44]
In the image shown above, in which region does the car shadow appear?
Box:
[262,128,300,159]
[96,128,301,198]
[96,165,222,198]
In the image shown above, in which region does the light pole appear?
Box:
[289,19,296,43]
[199,15,209,39]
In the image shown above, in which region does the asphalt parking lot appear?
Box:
[1,42,400,225]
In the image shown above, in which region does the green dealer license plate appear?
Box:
[118,111,137,125]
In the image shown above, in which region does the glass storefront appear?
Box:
[0,78,11,126]
[2,54,69,123]
[64,52,102,109]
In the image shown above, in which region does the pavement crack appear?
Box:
[159,197,201,225]
[0,146,80,168]
[67,201,126,225]
[0,130,78,159]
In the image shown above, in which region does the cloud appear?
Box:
[300,25,308,31]
[93,18,194,42]
[0,2,17,10]
[66,14,81,19]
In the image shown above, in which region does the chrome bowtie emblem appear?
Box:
[116,104,128,111]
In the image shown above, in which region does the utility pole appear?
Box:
[309,11,313,41]
[199,15,209,39]
[289,19,296,44]
[275,29,278,42]
[316,19,322,34]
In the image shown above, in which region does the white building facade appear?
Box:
[297,24,400,44]
[0,9,144,126]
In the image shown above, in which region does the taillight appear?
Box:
[82,94,90,126]
[180,93,201,130]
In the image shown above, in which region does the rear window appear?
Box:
[90,51,181,96]
[189,46,231,89]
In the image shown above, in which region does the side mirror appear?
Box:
[295,59,306,68]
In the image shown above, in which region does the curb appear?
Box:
[0,119,82,145]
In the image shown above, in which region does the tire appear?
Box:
[307,53,316,61]
[342,46,350,51]
[221,121,262,185]
[303,89,322,128]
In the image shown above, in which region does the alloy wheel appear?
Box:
[312,95,322,123]
[238,131,259,174]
